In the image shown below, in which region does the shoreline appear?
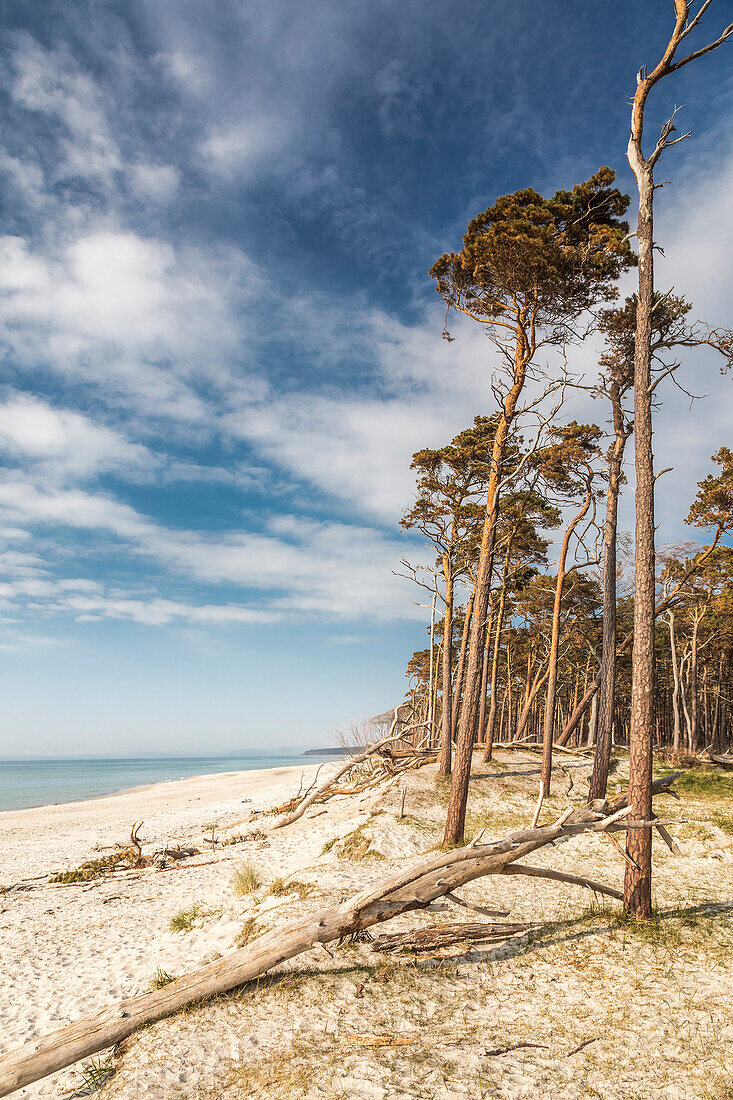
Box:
[0,757,344,1098]
[0,761,334,883]
[0,753,339,816]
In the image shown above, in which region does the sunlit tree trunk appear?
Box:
[439,562,454,775]
[541,480,593,794]
[589,384,629,798]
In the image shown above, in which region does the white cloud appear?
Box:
[128,163,180,201]
[0,478,419,620]
[200,120,281,176]
[9,32,122,186]
[0,230,254,418]
[0,151,47,207]
[0,395,150,480]
[52,594,275,627]
[224,306,493,521]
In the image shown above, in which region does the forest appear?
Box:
[395,1,733,917]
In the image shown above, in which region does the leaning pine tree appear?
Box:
[431,169,635,845]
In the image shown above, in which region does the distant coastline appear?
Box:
[301,746,355,756]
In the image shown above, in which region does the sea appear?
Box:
[0,753,338,813]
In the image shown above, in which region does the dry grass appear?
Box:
[235,917,260,947]
[232,862,262,896]
[268,877,313,899]
[149,967,177,990]
[49,847,140,884]
[169,904,204,933]
[337,825,384,861]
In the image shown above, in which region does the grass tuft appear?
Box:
[268,877,312,899]
[337,825,384,861]
[235,916,260,946]
[232,862,262,895]
[149,966,177,990]
[79,1053,116,1092]
[49,848,140,884]
[169,904,203,933]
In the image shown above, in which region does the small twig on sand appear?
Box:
[566,1037,600,1057]
[485,1041,548,1056]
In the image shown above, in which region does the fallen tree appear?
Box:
[271,708,434,829]
[372,920,539,953]
[0,772,680,1097]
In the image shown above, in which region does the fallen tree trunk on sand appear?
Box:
[0,773,680,1097]
[271,733,425,829]
[372,920,539,953]
[272,706,433,829]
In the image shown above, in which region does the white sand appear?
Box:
[0,762,350,1098]
[1,754,732,1100]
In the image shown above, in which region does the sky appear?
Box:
[0,0,731,757]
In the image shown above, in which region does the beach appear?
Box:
[0,762,343,1098]
[1,753,732,1099]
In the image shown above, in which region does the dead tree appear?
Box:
[624,0,733,919]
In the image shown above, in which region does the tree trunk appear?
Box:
[667,612,682,753]
[541,483,593,794]
[444,340,528,845]
[588,691,598,748]
[451,588,475,740]
[483,543,513,761]
[625,135,656,921]
[589,386,628,799]
[477,605,495,748]
[690,610,701,750]
[439,566,454,775]
[515,662,550,740]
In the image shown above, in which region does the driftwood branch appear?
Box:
[271,733,412,829]
[0,773,680,1096]
[372,920,539,953]
[500,863,624,901]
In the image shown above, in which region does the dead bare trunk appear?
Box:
[671,614,683,751]
[621,0,733,919]
[626,96,656,923]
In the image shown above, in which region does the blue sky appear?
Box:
[0,1,732,756]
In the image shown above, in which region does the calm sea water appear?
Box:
[0,754,337,812]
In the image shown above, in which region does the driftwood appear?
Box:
[128,822,143,865]
[493,740,592,758]
[372,919,537,954]
[272,725,433,829]
[372,920,538,953]
[0,772,680,1096]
